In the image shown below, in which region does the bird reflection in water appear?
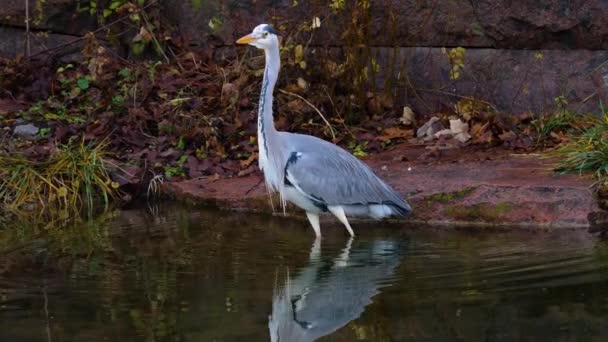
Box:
[269,237,407,341]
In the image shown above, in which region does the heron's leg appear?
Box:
[328,205,355,237]
[334,236,353,267]
[305,212,321,237]
[309,236,321,261]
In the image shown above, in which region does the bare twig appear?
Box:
[573,91,598,114]
[140,13,175,68]
[278,88,336,140]
[25,0,31,57]
[42,285,52,342]
[417,88,499,113]
[323,87,356,139]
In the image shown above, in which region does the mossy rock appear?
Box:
[424,187,478,204]
[445,202,514,222]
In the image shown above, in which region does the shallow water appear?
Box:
[1,206,608,341]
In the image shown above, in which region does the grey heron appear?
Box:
[236,24,411,237]
[269,237,407,341]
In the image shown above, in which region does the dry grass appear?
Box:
[0,139,119,216]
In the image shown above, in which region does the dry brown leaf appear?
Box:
[287,99,306,112]
[378,127,414,142]
[378,93,394,109]
[221,82,239,105]
[471,122,492,144]
[550,131,569,143]
[238,165,257,177]
[498,130,516,142]
[132,26,153,43]
[240,152,258,168]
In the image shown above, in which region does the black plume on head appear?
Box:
[265,24,278,35]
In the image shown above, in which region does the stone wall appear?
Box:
[163,0,608,49]
[2,0,608,115]
[0,0,93,58]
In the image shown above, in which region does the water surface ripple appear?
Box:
[1,206,607,341]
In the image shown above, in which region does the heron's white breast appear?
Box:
[283,186,324,214]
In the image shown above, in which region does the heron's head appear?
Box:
[236,24,279,50]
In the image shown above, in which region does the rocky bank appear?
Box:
[164,144,605,230]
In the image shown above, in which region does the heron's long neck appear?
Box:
[259,46,280,157]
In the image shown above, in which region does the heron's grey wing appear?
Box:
[283,133,409,212]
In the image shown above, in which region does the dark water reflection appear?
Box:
[269,237,406,341]
[1,205,608,341]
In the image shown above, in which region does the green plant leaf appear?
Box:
[112,95,124,107]
[77,78,90,91]
[177,136,186,150]
[178,154,188,166]
[109,1,121,10]
[118,68,132,79]
[192,0,203,10]
[132,42,145,56]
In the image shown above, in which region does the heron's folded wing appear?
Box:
[284,145,405,208]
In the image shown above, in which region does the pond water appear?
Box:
[1,205,608,341]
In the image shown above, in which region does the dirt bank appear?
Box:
[164,144,604,230]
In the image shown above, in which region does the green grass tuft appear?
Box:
[0,139,119,216]
[534,96,597,147]
[553,113,608,184]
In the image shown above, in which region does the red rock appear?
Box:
[163,145,601,229]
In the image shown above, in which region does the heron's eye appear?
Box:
[263,32,268,38]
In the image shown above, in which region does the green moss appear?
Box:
[445,202,514,222]
[495,202,514,213]
[425,187,478,204]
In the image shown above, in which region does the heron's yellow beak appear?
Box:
[236,34,257,45]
